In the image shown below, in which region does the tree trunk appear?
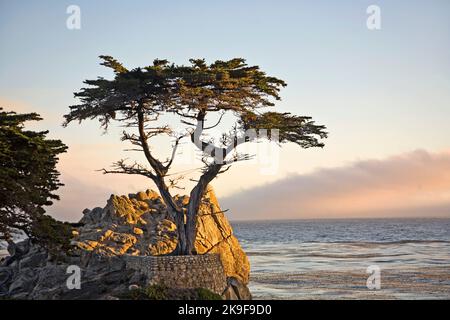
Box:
[136,107,188,255]
[185,163,223,255]
[168,207,186,255]
[154,180,187,255]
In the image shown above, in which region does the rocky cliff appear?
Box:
[74,186,249,284]
[0,187,251,299]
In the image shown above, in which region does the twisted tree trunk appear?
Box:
[136,108,188,254]
[154,180,187,255]
[185,163,223,255]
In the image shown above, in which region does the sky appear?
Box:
[0,0,449,221]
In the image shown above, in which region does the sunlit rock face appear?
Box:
[76,190,177,257]
[74,186,250,284]
[195,187,250,285]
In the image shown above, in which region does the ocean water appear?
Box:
[232,218,450,299]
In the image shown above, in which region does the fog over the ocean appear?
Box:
[46,149,450,222]
[221,149,450,220]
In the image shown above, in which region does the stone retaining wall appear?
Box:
[124,254,227,294]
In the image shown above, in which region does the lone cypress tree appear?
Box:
[0,108,68,246]
[64,56,327,254]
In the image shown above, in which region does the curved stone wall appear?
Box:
[124,254,227,294]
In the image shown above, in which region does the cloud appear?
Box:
[220,149,450,220]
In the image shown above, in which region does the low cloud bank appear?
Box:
[220,150,450,220]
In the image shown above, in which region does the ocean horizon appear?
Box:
[232,217,450,299]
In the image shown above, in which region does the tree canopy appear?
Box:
[0,108,68,244]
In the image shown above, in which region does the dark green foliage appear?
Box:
[122,284,222,300]
[240,111,327,148]
[174,58,287,113]
[63,55,175,130]
[144,284,167,300]
[195,287,223,300]
[0,108,68,245]
[63,56,294,135]
[31,215,73,254]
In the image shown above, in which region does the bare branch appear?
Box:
[164,135,185,170]
[168,175,186,190]
[203,111,226,130]
[123,148,143,152]
[181,119,196,126]
[190,113,227,163]
[99,159,156,180]
[137,108,167,176]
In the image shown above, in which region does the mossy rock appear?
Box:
[121,285,222,300]
[194,287,222,300]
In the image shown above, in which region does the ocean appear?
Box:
[232,218,450,299]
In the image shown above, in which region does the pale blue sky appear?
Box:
[1,0,449,220]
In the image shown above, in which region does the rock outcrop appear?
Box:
[1,239,140,299]
[195,188,250,284]
[0,187,251,299]
[73,186,249,284]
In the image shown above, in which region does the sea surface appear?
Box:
[232,218,450,299]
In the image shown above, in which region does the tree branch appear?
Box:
[164,135,185,170]
[137,107,167,176]
[203,111,226,130]
[100,160,156,180]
